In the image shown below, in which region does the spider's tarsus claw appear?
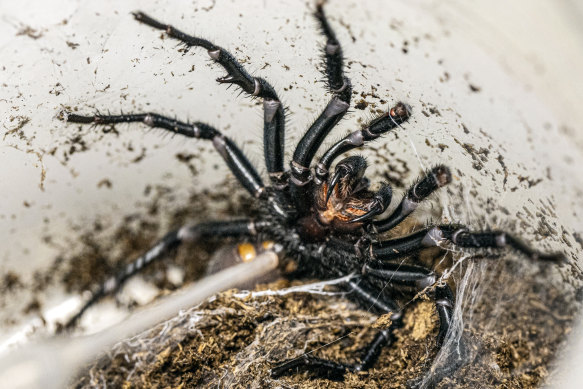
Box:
[351,184,392,223]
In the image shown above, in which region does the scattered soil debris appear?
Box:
[16,25,43,39]
[66,41,80,49]
[354,99,368,110]
[3,115,31,141]
[97,178,112,189]
[454,138,490,171]
[1,272,23,293]
[469,83,481,93]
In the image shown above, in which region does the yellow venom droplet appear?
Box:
[238,243,256,262]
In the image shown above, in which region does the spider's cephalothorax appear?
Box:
[61,2,564,382]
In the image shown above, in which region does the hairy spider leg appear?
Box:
[61,219,264,330]
[370,225,565,262]
[271,278,402,378]
[132,12,287,186]
[373,165,452,232]
[64,113,265,198]
[289,4,352,213]
[314,3,348,95]
[314,102,411,184]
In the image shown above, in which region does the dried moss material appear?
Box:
[71,258,578,389]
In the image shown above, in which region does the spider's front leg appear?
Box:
[289,3,353,213]
[132,12,286,186]
[61,219,267,330]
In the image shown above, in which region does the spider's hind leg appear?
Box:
[271,279,402,379]
[61,219,263,330]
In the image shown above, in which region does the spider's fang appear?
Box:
[349,204,382,223]
[325,179,338,204]
[325,167,345,203]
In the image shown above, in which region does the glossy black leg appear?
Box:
[314,3,349,97]
[289,3,352,212]
[132,12,286,184]
[62,219,260,330]
[63,113,265,198]
[364,261,453,346]
[271,279,400,379]
[371,225,565,262]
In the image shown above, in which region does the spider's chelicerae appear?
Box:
[61,2,563,381]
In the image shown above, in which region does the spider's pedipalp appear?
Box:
[314,102,411,183]
[374,165,452,232]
